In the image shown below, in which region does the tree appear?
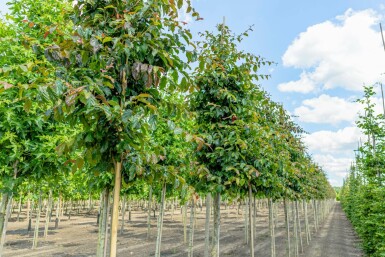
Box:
[41,1,200,256]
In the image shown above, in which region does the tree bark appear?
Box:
[16,197,22,222]
[204,193,211,257]
[147,186,152,240]
[268,199,276,257]
[183,202,188,244]
[32,192,42,249]
[244,199,249,245]
[284,200,291,257]
[0,192,12,256]
[210,192,220,257]
[155,183,166,257]
[97,188,109,257]
[120,194,127,235]
[248,185,254,257]
[292,201,298,257]
[188,198,195,257]
[295,201,303,253]
[303,200,310,244]
[44,190,52,239]
[109,161,122,257]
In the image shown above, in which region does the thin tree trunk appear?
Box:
[155,183,166,257]
[88,193,93,213]
[147,187,152,239]
[97,188,109,257]
[244,199,249,245]
[44,190,52,239]
[183,202,188,244]
[292,202,298,257]
[0,193,12,256]
[284,200,291,257]
[296,201,303,253]
[120,194,127,235]
[253,197,257,237]
[32,192,42,249]
[16,197,22,222]
[0,162,18,256]
[26,196,30,227]
[304,200,310,243]
[104,192,111,257]
[210,192,220,257]
[204,193,211,257]
[188,199,195,257]
[248,185,254,257]
[269,199,276,257]
[109,161,122,257]
[313,200,318,233]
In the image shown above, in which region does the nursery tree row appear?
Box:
[0,0,335,256]
[341,85,385,257]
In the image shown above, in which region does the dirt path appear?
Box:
[300,202,363,257]
[2,201,364,257]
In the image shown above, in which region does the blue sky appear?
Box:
[2,0,385,186]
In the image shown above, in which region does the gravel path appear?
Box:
[301,202,363,257]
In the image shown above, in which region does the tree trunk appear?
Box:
[204,193,211,257]
[120,194,127,235]
[248,185,254,257]
[295,201,303,253]
[147,187,152,240]
[210,192,220,257]
[155,183,166,257]
[268,199,276,257]
[313,200,318,233]
[284,200,291,257]
[244,199,249,245]
[32,192,42,249]
[292,201,298,257]
[109,161,122,257]
[88,193,93,213]
[0,192,12,256]
[97,188,109,257]
[0,193,10,245]
[104,192,111,257]
[183,202,188,244]
[303,200,310,244]
[16,197,22,222]
[26,196,30,228]
[188,198,195,257]
[55,195,61,230]
[253,197,257,237]
[44,190,52,239]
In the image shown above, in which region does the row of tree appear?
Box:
[0,0,335,257]
[341,85,385,257]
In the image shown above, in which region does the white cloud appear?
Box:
[280,9,385,93]
[313,154,352,178]
[294,94,360,124]
[278,72,317,93]
[303,126,363,155]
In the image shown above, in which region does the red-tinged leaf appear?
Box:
[0,81,13,89]
[63,159,76,166]
[96,95,110,106]
[43,31,50,38]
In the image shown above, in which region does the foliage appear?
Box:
[341,85,385,256]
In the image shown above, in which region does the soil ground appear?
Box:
[2,201,363,257]
[300,202,363,257]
